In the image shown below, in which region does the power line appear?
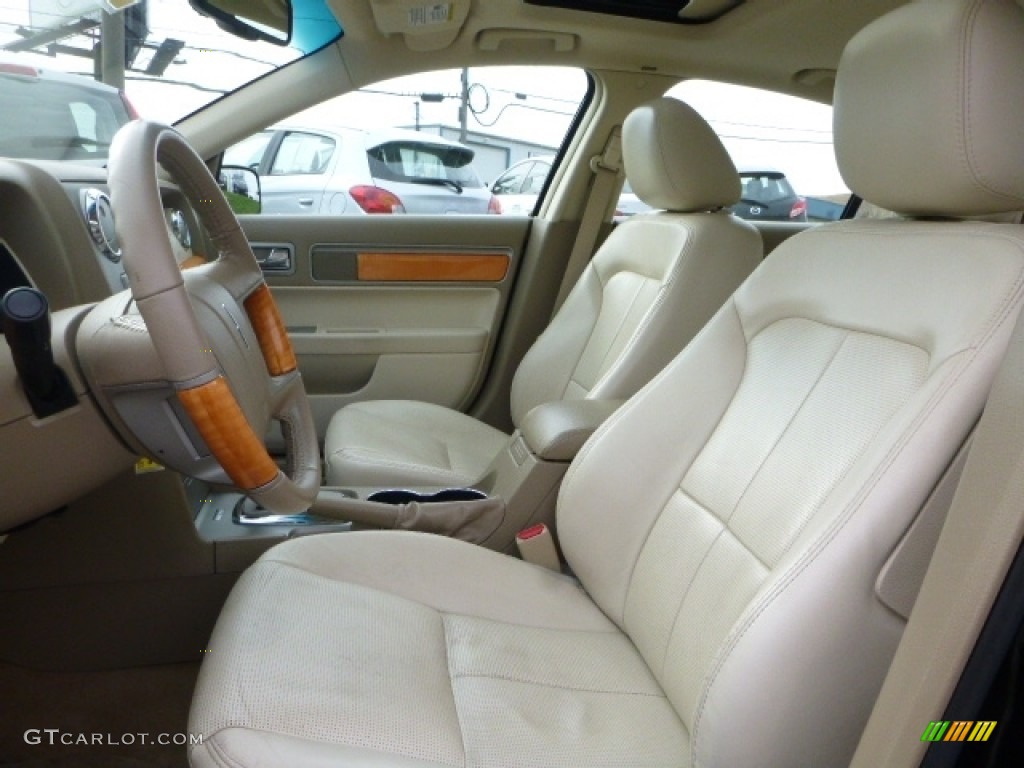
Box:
[717,133,833,145]
[472,101,575,128]
[489,86,580,106]
[124,73,227,94]
[51,69,229,95]
[709,118,832,134]
[357,86,458,99]
[487,87,834,134]
[174,43,279,68]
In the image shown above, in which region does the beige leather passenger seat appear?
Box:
[323,97,763,489]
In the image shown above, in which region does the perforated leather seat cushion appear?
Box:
[325,400,509,488]
[189,532,689,768]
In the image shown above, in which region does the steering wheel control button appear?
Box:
[81,188,122,262]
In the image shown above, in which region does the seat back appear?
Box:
[557,0,1024,765]
[509,99,762,426]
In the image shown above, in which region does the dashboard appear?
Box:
[0,157,202,528]
[0,159,199,307]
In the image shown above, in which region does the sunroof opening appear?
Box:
[524,0,745,25]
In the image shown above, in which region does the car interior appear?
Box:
[2,0,1024,767]
[318,96,763,549]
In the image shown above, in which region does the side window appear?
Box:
[269,132,336,176]
[522,162,550,195]
[224,130,274,170]
[225,66,587,215]
[666,80,850,223]
[68,102,97,141]
[491,161,531,196]
[67,95,125,153]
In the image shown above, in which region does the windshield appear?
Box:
[0,0,341,161]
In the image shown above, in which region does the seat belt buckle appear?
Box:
[516,524,561,571]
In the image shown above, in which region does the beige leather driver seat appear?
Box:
[323,98,762,488]
[189,1,1024,765]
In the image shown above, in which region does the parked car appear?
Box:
[729,169,808,221]
[491,155,652,217]
[224,124,501,215]
[806,195,848,221]
[0,59,136,163]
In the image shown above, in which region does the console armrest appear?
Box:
[520,399,625,461]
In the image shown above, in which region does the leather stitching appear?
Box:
[440,615,470,768]
[691,261,1024,764]
[204,732,250,768]
[715,324,847,529]
[557,277,603,402]
[582,272,650,391]
[589,222,695,398]
[959,0,1020,203]
[448,671,668,698]
[654,493,732,679]
[615,301,749,623]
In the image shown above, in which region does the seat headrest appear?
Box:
[835,0,1024,216]
[623,98,740,212]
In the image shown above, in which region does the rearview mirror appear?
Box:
[188,0,291,45]
[218,166,262,214]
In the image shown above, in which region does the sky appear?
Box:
[1,0,849,195]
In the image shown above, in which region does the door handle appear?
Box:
[252,243,294,273]
[298,198,314,206]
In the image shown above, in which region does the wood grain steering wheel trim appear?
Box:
[243,283,298,377]
[177,376,279,490]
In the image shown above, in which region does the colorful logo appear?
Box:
[921,721,997,743]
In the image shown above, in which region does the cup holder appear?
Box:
[367,488,487,505]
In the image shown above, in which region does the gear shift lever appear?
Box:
[2,287,77,418]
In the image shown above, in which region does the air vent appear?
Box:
[525,0,744,24]
[81,188,121,263]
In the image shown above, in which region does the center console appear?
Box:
[192,398,625,566]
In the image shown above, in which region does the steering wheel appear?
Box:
[104,120,319,514]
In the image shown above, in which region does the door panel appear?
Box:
[272,285,500,431]
[236,215,531,446]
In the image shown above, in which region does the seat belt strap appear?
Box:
[851,296,1024,767]
[551,127,623,316]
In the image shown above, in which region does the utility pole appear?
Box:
[99,9,126,90]
[458,67,469,142]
